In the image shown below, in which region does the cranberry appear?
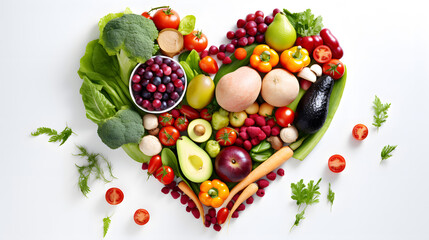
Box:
[247,27,258,36]
[209,45,219,55]
[141,79,150,87]
[245,21,257,30]
[173,79,183,88]
[273,8,281,16]
[223,56,232,64]
[219,44,226,52]
[255,16,264,24]
[217,52,226,61]
[238,37,248,47]
[231,39,238,47]
[150,64,159,72]
[247,36,255,45]
[255,34,265,43]
[200,50,209,59]
[132,83,142,92]
[225,43,235,53]
[257,23,268,33]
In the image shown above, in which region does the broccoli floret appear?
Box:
[97,108,144,149]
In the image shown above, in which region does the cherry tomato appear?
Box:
[184,30,208,52]
[234,48,247,60]
[199,56,218,74]
[158,126,180,146]
[155,166,175,184]
[328,154,346,173]
[217,207,229,224]
[152,8,180,30]
[322,59,345,80]
[275,107,295,127]
[215,127,237,146]
[147,155,162,175]
[105,187,124,205]
[179,105,200,120]
[134,209,150,225]
[141,12,152,19]
[313,45,332,64]
[158,112,174,127]
[174,116,189,132]
[352,124,368,141]
[200,108,212,121]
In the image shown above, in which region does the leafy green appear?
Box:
[283,9,323,37]
[250,149,274,162]
[180,49,202,81]
[251,140,271,153]
[178,15,196,35]
[103,216,111,237]
[327,183,335,211]
[290,178,322,230]
[381,145,397,162]
[291,209,306,231]
[74,146,116,197]
[122,143,151,163]
[31,126,74,146]
[372,95,391,129]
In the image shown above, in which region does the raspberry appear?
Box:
[243,140,252,151]
[227,201,234,210]
[246,196,254,204]
[213,224,222,232]
[165,181,176,189]
[256,179,269,189]
[171,190,180,199]
[247,126,261,139]
[232,211,239,218]
[256,189,265,197]
[255,116,266,126]
[161,187,170,194]
[210,217,217,224]
[186,206,192,212]
[232,193,240,202]
[208,208,216,218]
[240,126,248,132]
[141,162,149,170]
[239,131,249,140]
[277,168,285,176]
[180,194,189,205]
[271,126,280,136]
[250,138,261,146]
[170,109,180,118]
[188,199,196,209]
[217,52,226,61]
[205,214,211,223]
[261,125,271,136]
[244,118,255,126]
[257,131,266,141]
[237,203,246,211]
[204,220,211,228]
[266,118,276,127]
[192,208,200,219]
[249,114,259,119]
[223,56,232,64]
[266,172,277,181]
[235,137,244,147]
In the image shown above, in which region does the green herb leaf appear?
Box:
[290,209,306,231]
[103,216,111,237]
[31,126,75,146]
[178,15,196,35]
[283,9,323,37]
[381,145,397,162]
[305,178,322,206]
[290,179,322,230]
[251,140,271,153]
[291,179,308,208]
[327,183,335,211]
[372,95,391,129]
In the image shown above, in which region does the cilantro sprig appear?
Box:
[381,145,397,162]
[290,178,322,230]
[31,126,75,146]
[372,95,391,129]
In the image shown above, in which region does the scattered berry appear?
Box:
[232,193,240,202]
[205,214,212,223]
[256,189,265,197]
[255,116,266,126]
[235,137,244,147]
[171,190,180,199]
[266,118,276,127]
[244,118,255,126]
[226,201,234,210]
[192,208,200,219]
[271,126,280,136]
[204,220,211,228]
[217,52,226,61]
[257,179,269,189]
[223,56,232,64]
[188,199,196,209]
[246,196,254,205]
[213,224,222,232]
[251,137,261,146]
[142,162,149,170]
[180,194,189,205]
[232,211,239,218]
[170,109,180,118]
[237,203,246,211]
[266,172,277,181]
[277,168,285,176]
[165,180,177,189]
[161,187,170,194]
[239,131,249,140]
[186,206,192,212]
[261,125,271,136]
[210,217,217,225]
[243,140,252,151]
[208,208,216,218]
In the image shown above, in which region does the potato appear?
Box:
[261,68,299,107]
[215,66,261,112]
[245,102,259,115]
[259,103,274,117]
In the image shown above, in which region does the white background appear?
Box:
[1,0,428,239]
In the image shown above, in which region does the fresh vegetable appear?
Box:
[178,15,196,35]
[155,166,175,184]
[295,35,323,55]
[74,146,115,197]
[103,216,111,238]
[31,126,74,146]
[147,155,162,176]
[226,183,258,223]
[284,9,323,37]
[216,66,261,112]
[310,64,322,77]
[280,125,299,144]
[158,112,174,127]
[265,12,296,52]
[297,67,316,83]
[200,108,212,121]
[251,140,271,153]
[152,7,180,30]
[352,124,368,141]
[186,74,215,109]
[216,127,238,146]
[199,179,230,208]
[157,28,184,57]
[234,48,247,60]
[328,154,346,173]
[143,114,158,130]
[140,6,169,20]
[258,103,274,117]
[134,209,150,225]
[280,46,310,73]
[122,143,151,163]
[217,208,229,224]
[174,116,189,132]
[177,136,213,183]
[105,187,124,205]
[327,183,335,211]
[229,111,247,127]
[262,68,299,107]
[245,102,259,115]
[205,140,221,158]
[381,145,397,162]
[159,126,180,146]
[139,135,162,156]
[322,59,345,80]
[372,95,391,130]
[180,50,203,80]
[222,146,293,207]
[275,107,295,127]
[215,146,252,182]
[313,45,332,64]
[178,181,205,223]
[180,105,200,120]
[320,28,343,59]
[211,108,230,130]
[250,44,279,72]
[188,119,212,143]
[250,149,274,162]
[290,178,322,230]
[199,56,219,74]
[267,136,283,150]
[184,30,208,52]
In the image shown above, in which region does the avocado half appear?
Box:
[187,119,212,143]
[176,136,213,183]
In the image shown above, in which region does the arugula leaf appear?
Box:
[283,9,323,37]
[305,178,322,205]
[327,183,335,211]
[291,179,308,208]
[290,178,322,230]
[103,216,111,237]
[372,95,391,129]
[381,145,397,162]
[290,209,306,231]
[31,126,75,146]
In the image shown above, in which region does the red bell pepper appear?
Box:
[295,35,323,55]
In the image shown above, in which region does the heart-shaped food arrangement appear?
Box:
[77,6,346,233]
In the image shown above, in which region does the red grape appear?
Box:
[257,23,268,33]
[255,16,264,24]
[255,10,264,18]
[226,31,235,40]
[237,19,246,28]
[264,15,274,24]
[238,37,248,47]
[246,13,256,22]
[244,21,257,30]
[235,28,246,38]
[225,43,235,53]
[247,27,257,36]
[209,45,219,55]
[273,8,280,16]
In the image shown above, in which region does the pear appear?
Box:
[265,13,297,52]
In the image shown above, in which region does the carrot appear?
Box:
[226,183,258,224]
[178,181,205,224]
[157,28,184,57]
[222,146,293,207]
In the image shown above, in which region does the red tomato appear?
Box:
[184,30,208,52]
[155,166,175,184]
[199,56,219,74]
[141,12,152,19]
[158,126,180,146]
[179,105,200,120]
[216,127,237,146]
[275,107,295,127]
[299,79,312,91]
[200,108,212,121]
[322,59,345,80]
[105,187,124,205]
[217,207,229,224]
[328,154,346,173]
[313,45,332,64]
[148,155,162,175]
[134,209,150,225]
[174,116,189,132]
[352,124,368,141]
[158,112,174,127]
[152,8,180,30]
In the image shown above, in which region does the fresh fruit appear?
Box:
[187,119,212,143]
[265,12,296,52]
[234,48,247,60]
[159,126,180,146]
[147,155,162,176]
[313,45,332,64]
[152,7,180,30]
[275,107,295,127]
[199,56,219,74]
[105,187,124,205]
[322,59,345,80]
[174,116,189,132]
[177,136,213,183]
[134,209,150,225]
[155,166,175,184]
[229,111,247,127]
[261,69,299,107]
[216,127,238,146]
[186,75,215,109]
[158,112,174,127]
[352,124,368,141]
[328,154,346,173]
[184,30,208,52]
[211,108,230,130]
[245,102,259,115]
[215,146,252,182]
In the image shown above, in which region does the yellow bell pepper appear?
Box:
[198,179,229,208]
[280,46,310,73]
[250,44,279,73]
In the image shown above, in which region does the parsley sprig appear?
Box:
[372,96,391,129]
[381,145,397,162]
[284,9,323,37]
[103,216,111,238]
[31,126,75,146]
[327,183,335,211]
[290,178,322,230]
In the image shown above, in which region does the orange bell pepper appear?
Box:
[250,44,279,73]
[198,179,229,208]
[280,46,310,73]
